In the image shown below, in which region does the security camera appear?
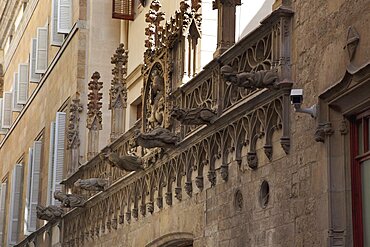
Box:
[290,89,317,118]
[290,89,303,105]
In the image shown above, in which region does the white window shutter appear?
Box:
[0,99,7,134]
[47,122,56,205]
[28,141,42,232]
[8,164,24,245]
[0,182,8,245]
[2,92,13,128]
[57,0,72,34]
[35,27,48,74]
[29,38,41,83]
[51,0,64,46]
[17,63,29,105]
[53,112,66,205]
[24,147,33,235]
[12,73,23,112]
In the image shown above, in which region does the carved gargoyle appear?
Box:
[134,128,179,149]
[54,191,86,208]
[221,65,279,89]
[100,152,144,172]
[36,205,64,221]
[170,107,217,125]
[74,178,108,191]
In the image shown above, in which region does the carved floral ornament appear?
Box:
[110,43,128,109]
[87,72,103,130]
[67,97,83,149]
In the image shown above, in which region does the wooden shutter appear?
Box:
[2,92,13,128]
[13,73,22,112]
[28,141,42,232]
[35,27,48,74]
[112,0,134,20]
[0,99,7,134]
[53,112,66,205]
[8,164,24,245]
[51,0,64,45]
[29,38,41,83]
[24,147,33,235]
[57,0,72,34]
[17,63,29,104]
[47,122,56,205]
[0,182,8,245]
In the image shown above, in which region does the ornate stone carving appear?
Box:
[132,208,138,219]
[110,43,128,140]
[345,26,360,61]
[165,192,172,205]
[339,120,348,135]
[156,197,163,209]
[87,72,103,130]
[144,0,165,59]
[184,181,192,196]
[54,191,86,208]
[74,178,108,191]
[170,107,217,125]
[315,122,334,143]
[67,97,83,149]
[125,211,131,223]
[247,152,258,169]
[220,165,228,181]
[221,65,279,89]
[134,128,179,149]
[175,187,182,201]
[147,68,165,129]
[207,170,216,187]
[100,152,144,172]
[195,176,203,191]
[147,201,154,214]
[36,205,64,221]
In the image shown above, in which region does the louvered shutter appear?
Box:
[17,64,29,104]
[57,0,72,34]
[29,38,41,83]
[13,73,22,112]
[35,27,48,74]
[112,0,135,20]
[2,92,13,128]
[0,182,8,245]
[51,0,64,45]
[53,112,66,205]
[28,141,42,232]
[0,99,7,134]
[8,164,24,245]
[47,122,56,205]
[24,147,33,235]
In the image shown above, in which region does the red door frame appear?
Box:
[351,110,370,247]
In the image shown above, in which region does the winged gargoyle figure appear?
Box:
[221,65,279,89]
[100,152,144,172]
[74,178,108,191]
[36,205,64,221]
[54,191,86,208]
[170,107,217,125]
[134,128,179,149]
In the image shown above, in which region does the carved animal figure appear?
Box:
[221,65,279,89]
[134,128,179,149]
[54,191,86,208]
[36,205,64,221]
[74,178,108,191]
[104,152,144,172]
[170,107,217,125]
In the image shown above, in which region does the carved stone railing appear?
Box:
[62,121,141,197]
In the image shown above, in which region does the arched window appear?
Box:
[146,232,193,247]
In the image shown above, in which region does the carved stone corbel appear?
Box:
[314,122,334,143]
[100,152,144,172]
[134,128,179,149]
[74,178,108,191]
[36,205,64,221]
[54,191,86,208]
[147,201,154,214]
[170,107,217,125]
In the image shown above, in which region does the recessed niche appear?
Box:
[259,180,269,208]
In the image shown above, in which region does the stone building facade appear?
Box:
[0,0,369,247]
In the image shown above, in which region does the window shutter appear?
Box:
[112,0,134,20]
[13,73,23,112]
[8,164,24,245]
[57,0,72,34]
[2,92,13,128]
[47,122,56,205]
[17,63,29,105]
[0,99,7,134]
[51,0,64,45]
[28,141,42,232]
[29,38,41,83]
[35,27,48,74]
[0,182,8,245]
[24,147,33,235]
[53,112,66,205]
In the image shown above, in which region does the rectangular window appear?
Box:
[112,0,134,20]
[12,73,23,112]
[35,27,48,74]
[351,109,370,247]
[0,99,8,134]
[17,63,29,104]
[29,38,42,83]
[57,0,72,34]
[51,0,65,45]
[2,91,13,128]
[0,181,8,246]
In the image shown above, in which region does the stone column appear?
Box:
[110,44,128,141]
[67,95,83,174]
[87,72,103,160]
[212,0,241,57]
